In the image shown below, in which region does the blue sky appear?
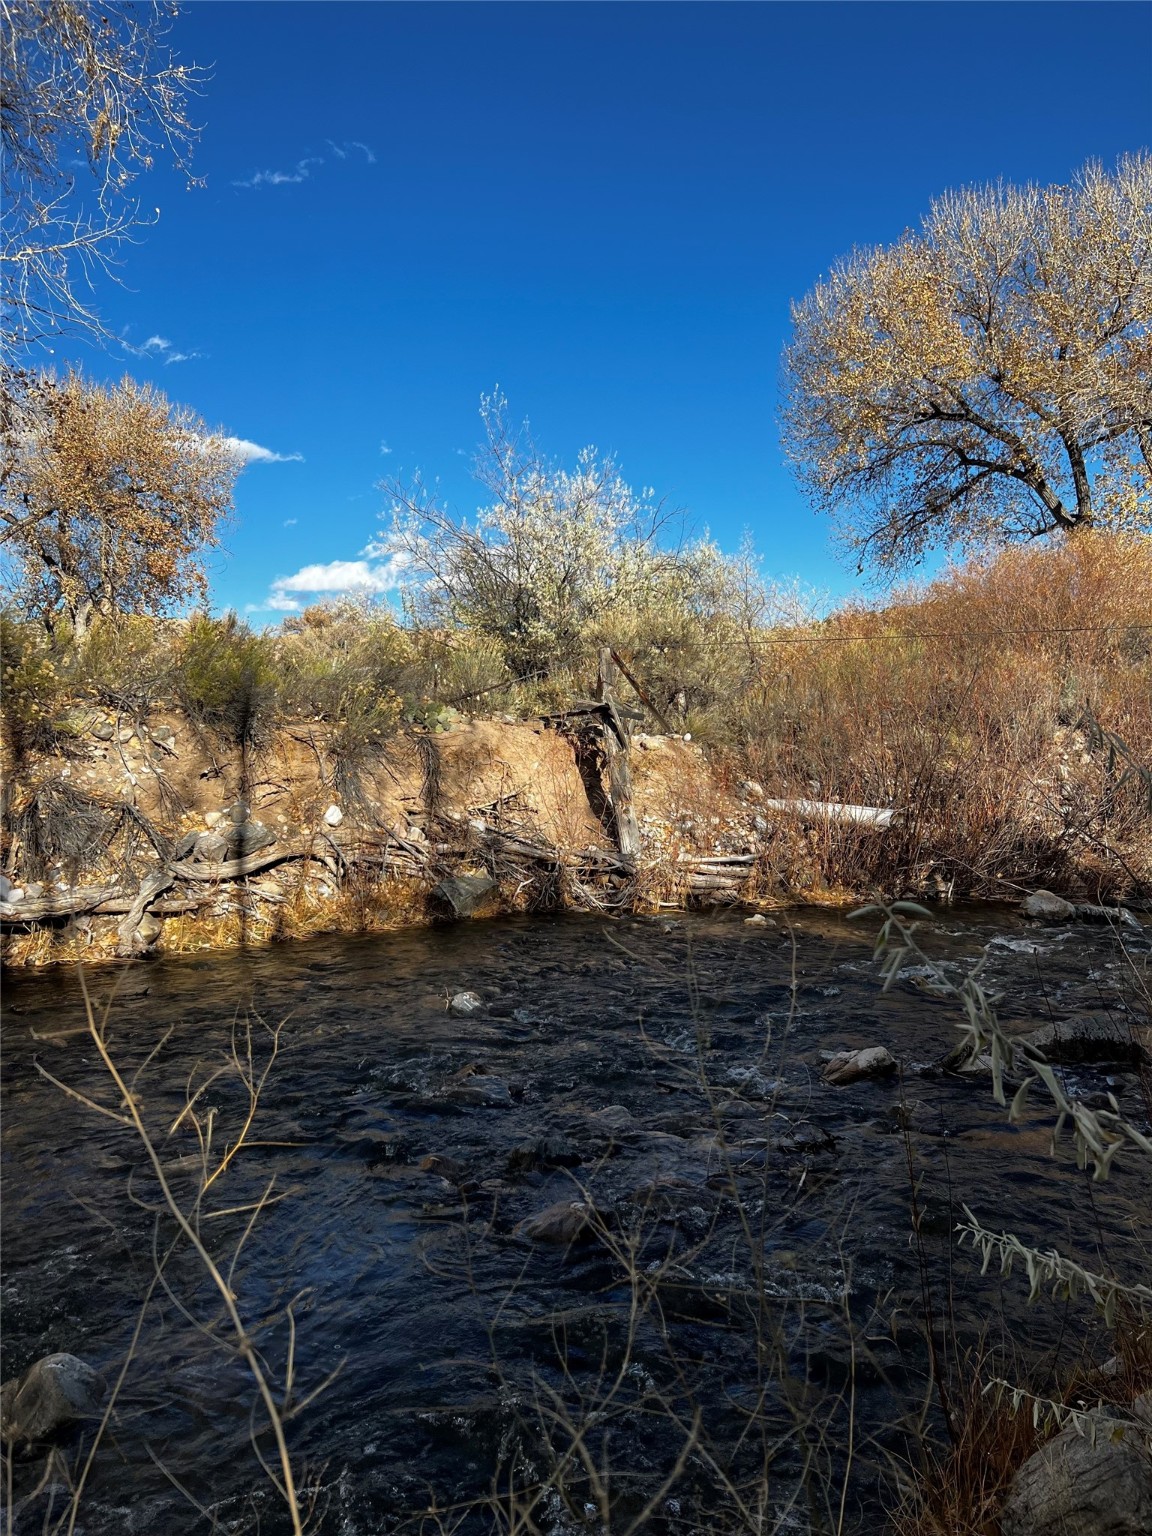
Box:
[44,0,1152,619]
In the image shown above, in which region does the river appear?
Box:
[2,905,1148,1534]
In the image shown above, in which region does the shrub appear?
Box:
[172,614,277,745]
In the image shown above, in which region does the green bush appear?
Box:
[173,614,277,744]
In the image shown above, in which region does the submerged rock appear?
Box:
[1073,903,1143,931]
[1000,1412,1152,1536]
[589,1104,635,1134]
[821,1046,898,1085]
[505,1135,583,1175]
[1,1354,106,1445]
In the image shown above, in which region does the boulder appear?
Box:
[224,820,276,858]
[1000,1413,1152,1536]
[519,1200,598,1245]
[822,1046,898,1085]
[448,991,484,1017]
[1,1354,106,1445]
[1017,1014,1147,1068]
[323,803,344,828]
[0,874,24,904]
[431,875,498,919]
[228,802,251,825]
[173,830,200,860]
[135,912,163,946]
[192,831,231,863]
[89,719,115,742]
[1023,890,1076,922]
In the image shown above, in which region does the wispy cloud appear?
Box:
[210,435,304,466]
[379,440,393,456]
[263,555,407,611]
[327,139,377,164]
[234,140,376,189]
[283,517,298,527]
[122,331,203,365]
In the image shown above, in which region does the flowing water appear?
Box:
[2,906,1149,1534]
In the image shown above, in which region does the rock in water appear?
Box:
[1017,1014,1146,1067]
[822,1046,898,1085]
[519,1200,597,1245]
[1000,1414,1152,1536]
[1073,903,1143,931]
[432,875,498,919]
[0,1354,107,1444]
[1023,890,1076,921]
[448,991,484,1017]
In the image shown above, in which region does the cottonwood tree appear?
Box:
[1,0,202,347]
[381,393,760,681]
[783,154,1152,572]
[0,369,237,637]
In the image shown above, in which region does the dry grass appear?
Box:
[891,1323,1152,1536]
[732,534,1152,903]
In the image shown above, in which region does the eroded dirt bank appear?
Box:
[1,709,855,967]
[2,704,1146,968]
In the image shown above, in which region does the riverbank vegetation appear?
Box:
[3,528,1150,948]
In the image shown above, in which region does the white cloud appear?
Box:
[283,517,298,527]
[379,439,393,455]
[265,555,407,612]
[233,155,323,189]
[211,436,304,466]
[234,141,374,190]
[122,332,202,365]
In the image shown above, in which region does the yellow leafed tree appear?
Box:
[1,370,238,637]
[782,154,1152,571]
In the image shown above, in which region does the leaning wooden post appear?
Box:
[595,647,641,866]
